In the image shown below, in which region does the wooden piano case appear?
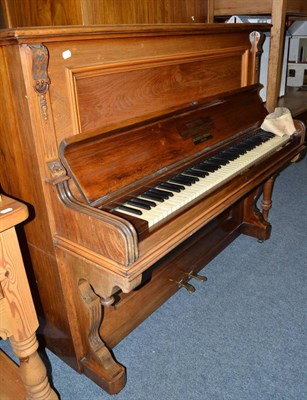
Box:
[0,24,305,394]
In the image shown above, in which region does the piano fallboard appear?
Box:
[60,85,267,205]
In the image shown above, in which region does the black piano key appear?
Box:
[117,205,143,215]
[250,136,264,143]
[200,161,221,169]
[242,140,258,148]
[234,143,252,151]
[260,131,275,139]
[177,174,199,183]
[149,188,173,198]
[127,199,151,210]
[221,147,241,154]
[185,169,208,178]
[204,159,222,166]
[158,182,185,192]
[195,163,219,173]
[135,197,157,207]
[144,190,167,200]
[169,177,193,186]
[229,146,247,155]
[246,140,258,147]
[208,156,230,165]
[141,193,165,202]
[219,151,239,161]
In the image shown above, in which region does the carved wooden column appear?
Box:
[0,194,58,400]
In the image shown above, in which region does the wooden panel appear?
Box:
[83,0,208,24]
[213,0,307,17]
[75,52,244,134]
[287,0,307,14]
[0,0,208,27]
[0,42,77,367]
[0,0,83,27]
[35,26,260,143]
[213,0,272,16]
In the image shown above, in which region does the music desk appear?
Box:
[0,194,58,400]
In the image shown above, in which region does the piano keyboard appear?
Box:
[112,131,290,227]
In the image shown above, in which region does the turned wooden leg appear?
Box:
[10,334,58,400]
[261,176,276,221]
[78,279,126,394]
[240,176,277,241]
[0,195,59,400]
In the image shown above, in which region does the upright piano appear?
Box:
[0,24,305,394]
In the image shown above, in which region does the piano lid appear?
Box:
[59,85,267,204]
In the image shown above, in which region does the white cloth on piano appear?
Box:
[261,107,296,137]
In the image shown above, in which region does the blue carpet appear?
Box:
[1,157,306,400]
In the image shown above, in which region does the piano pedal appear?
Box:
[169,279,196,294]
[257,239,264,243]
[185,271,208,282]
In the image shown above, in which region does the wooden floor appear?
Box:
[0,349,25,400]
[278,86,307,117]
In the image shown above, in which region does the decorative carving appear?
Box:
[28,44,50,94]
[249,31,266,84]
[28,44,51,120]
[78,279,126,394]
[39,93,49,121]
[240,175,278,241]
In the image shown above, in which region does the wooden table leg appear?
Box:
[10,334,58,400]
[0,194,59,400]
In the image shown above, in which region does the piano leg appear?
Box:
[78,279,126,394]
[261,176,276,221]
[240,176,277,241]
[54,247,126,394]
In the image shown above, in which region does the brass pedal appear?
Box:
[186,271,207,282]
[169,279,196,293]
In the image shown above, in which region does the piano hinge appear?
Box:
[45,160,70,185]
